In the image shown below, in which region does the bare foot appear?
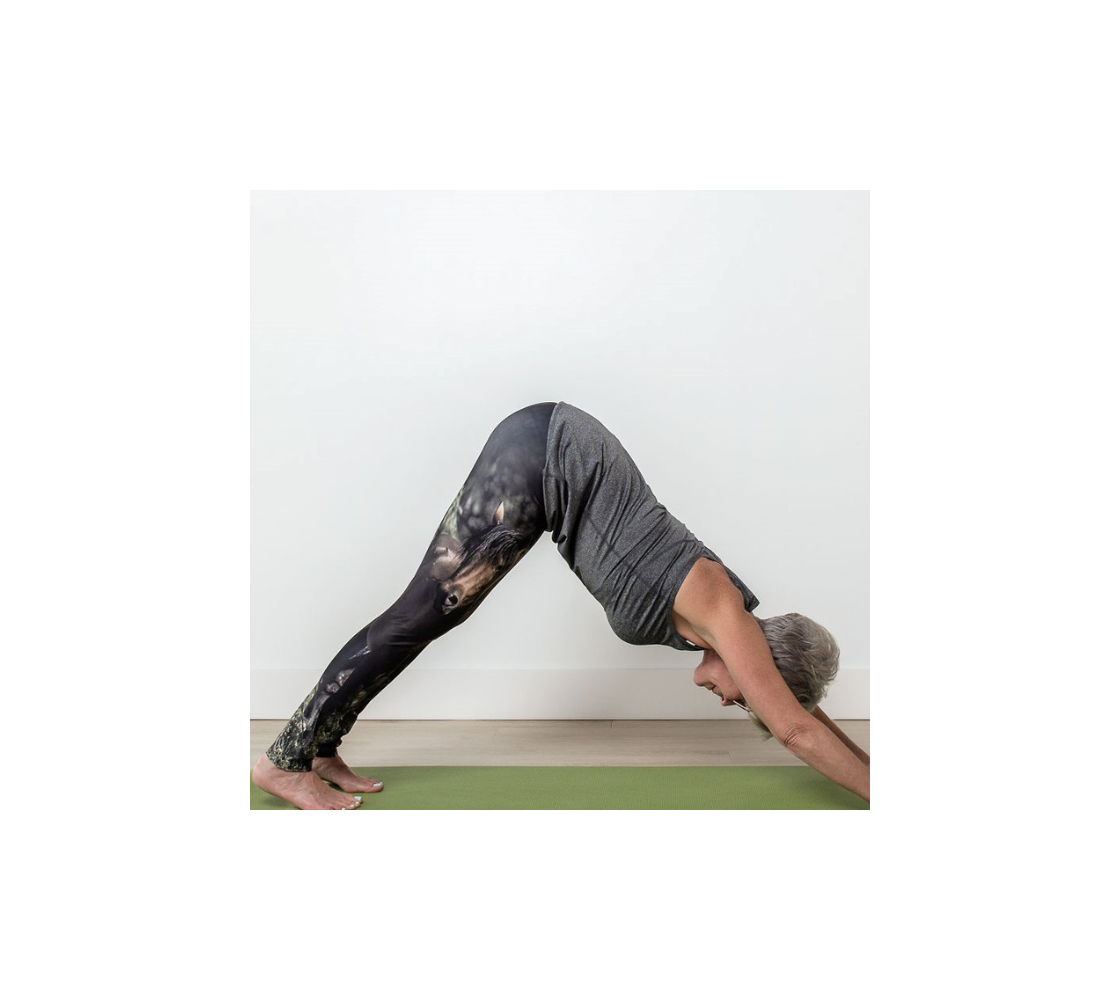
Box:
[252,755,364,810]
[312,755,384,794]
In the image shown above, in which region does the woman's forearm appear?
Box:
[812,706,871,767]
[780,716,870,802]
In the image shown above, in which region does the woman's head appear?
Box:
[742,613,840,737]
[692,613,840,736]
[757,613,840,714]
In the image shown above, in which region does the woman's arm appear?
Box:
[675,569,869,802]
[713,612,869,802]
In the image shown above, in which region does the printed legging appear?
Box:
[266,402,557,771]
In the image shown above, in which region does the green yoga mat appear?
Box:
[250,766,868,810]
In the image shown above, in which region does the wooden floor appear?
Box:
[250,719,870,768]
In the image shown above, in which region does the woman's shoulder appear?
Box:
[671,557,746,638]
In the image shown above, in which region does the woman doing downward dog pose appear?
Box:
[252,402,871,809]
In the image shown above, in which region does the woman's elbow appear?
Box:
[775,720,813,751]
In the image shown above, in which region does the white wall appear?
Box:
[251,191,869,719]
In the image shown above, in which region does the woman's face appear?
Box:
[692,657,745,708]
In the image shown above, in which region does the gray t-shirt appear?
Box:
[542,401,759,650]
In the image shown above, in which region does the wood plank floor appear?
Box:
[250,719,870,768]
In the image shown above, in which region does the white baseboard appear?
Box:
[250,666,869,720]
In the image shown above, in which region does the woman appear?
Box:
[252,402,871,809]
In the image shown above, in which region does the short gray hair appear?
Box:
[750,613,840,737]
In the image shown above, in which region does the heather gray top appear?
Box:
[542,401,759,650]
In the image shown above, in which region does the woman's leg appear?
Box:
[254,402,556,808]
